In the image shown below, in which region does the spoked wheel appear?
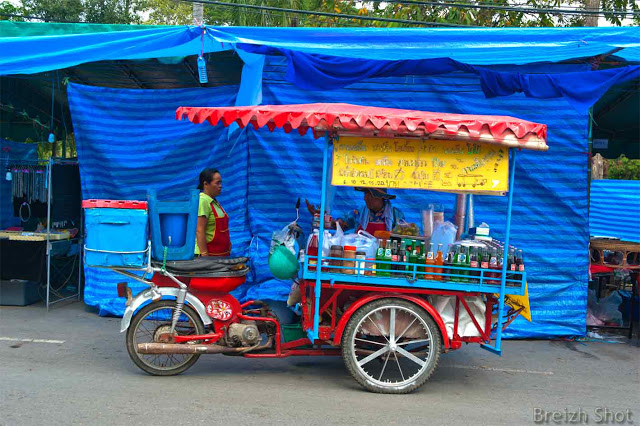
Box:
[126,300,205,376]
[341,298,441,394]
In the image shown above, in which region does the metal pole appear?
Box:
[311,134,330,341]
[467,194,474,230]
[46,158,52,310]
[493,149,517,354]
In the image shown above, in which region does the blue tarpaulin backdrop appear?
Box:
[70,55,590,337]
[590,180,640,243]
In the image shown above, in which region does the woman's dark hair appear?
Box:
[197,168,220,190]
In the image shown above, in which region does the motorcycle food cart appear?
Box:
[101,103,547,394]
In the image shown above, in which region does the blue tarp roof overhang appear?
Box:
[1,24,639,76]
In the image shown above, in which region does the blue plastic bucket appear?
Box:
[159,213,187,247]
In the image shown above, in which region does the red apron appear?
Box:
[206,200,231,257]
[357,221,388,235]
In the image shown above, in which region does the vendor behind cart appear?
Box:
[195,168,231,257]
[306,187,404,234]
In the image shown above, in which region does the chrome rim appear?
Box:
[349,305,434,389]
[133,306,199,371]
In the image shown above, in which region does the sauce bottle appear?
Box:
[434,243,444,281]
[425,242,435,280]
[307,229,319,272]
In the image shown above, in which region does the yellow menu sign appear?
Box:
[332,136,509,194]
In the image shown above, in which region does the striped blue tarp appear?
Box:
[67,83,245,315]
[243,57,590,338]
[68,56,590,337]
[590,180,640,243]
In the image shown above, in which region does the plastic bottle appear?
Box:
[434,243,444,281]
[307,229,319,272]
[355,251,367,275]
[425,242,435,280]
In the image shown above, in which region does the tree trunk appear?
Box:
[193,2,204,24]
[584,0,599,26]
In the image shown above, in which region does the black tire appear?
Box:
[341,298,441,394]
[126,300,205,376]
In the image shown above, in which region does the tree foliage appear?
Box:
[1,0,637,27]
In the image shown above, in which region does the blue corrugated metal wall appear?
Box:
[590,180,640,243]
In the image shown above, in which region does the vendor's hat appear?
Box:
[268,245,299,280]
[355,187,396,200]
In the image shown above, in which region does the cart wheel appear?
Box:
[341,298,441,394]
[126,300,205,376]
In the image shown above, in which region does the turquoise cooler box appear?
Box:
[83,200,149,267]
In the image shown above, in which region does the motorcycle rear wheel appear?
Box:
[126,300,205,376]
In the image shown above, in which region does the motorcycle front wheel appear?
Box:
[126,300,205,376]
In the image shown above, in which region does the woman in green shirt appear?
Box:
[195,168,231,256]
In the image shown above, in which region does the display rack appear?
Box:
[1,157,82,308]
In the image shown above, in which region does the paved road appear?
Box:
[1,302,638,425]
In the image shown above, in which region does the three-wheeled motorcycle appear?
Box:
[97,103,547,394]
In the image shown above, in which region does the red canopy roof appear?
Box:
[176,103,548,151]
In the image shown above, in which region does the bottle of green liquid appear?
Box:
[405,241,413,276]
[418,242,426,278]
[382,239,393,277]
[455,245,469,283]
[408,240,418,278]
[375,239,385,276]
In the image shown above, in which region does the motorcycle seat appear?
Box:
[151,256,250,277]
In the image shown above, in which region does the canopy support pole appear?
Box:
[308,133,330,342]
[481,148,517,356]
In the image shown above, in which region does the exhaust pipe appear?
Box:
[137,338,273,355]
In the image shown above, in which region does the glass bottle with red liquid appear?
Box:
[307,229,319,272]
[488,247,499,284]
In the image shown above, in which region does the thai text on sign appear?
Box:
[331,136,509,194]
